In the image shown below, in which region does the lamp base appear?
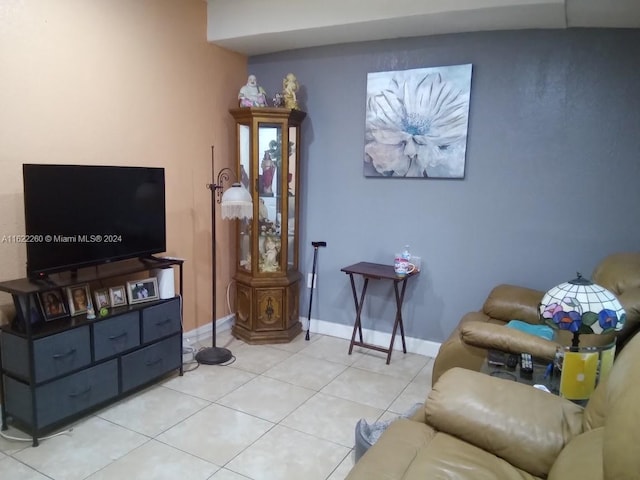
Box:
[195,346,233,365]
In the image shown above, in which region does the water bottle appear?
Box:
[394,245,414,277]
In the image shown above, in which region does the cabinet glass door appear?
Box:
[238,124,252,272]
[287,125,297,270]
[258,123,282,273]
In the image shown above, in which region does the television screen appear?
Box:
[23,164,166,278]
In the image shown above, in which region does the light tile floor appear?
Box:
[0,331,434,480]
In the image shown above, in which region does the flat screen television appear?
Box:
[23,164,166,278]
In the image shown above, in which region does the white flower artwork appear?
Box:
[364,64,472,178]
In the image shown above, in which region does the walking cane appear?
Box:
[306,241,326,340]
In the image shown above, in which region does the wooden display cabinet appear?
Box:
[229,107,306,344]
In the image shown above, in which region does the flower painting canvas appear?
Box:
[364,64,472,178]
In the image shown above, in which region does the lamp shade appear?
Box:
[220,183,253,220]
[539,274,626,335]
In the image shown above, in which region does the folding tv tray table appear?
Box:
[341,262,419,364]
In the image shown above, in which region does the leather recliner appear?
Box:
[346,327,640,480]
[432,252,640,385]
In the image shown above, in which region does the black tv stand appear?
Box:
[141,254,167,264]
[30,276,55,288]
[0,257,185,447]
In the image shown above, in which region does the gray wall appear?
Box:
[248,29,640,343]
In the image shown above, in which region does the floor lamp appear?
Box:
[195,146,253,365]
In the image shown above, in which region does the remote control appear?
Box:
[506,354,519,369]
[520,353,533,377]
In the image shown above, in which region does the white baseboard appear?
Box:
[183,314,234,345]
[184,314,442,358]
[303,317,442,358]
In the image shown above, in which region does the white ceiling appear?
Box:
[207,0,640,56]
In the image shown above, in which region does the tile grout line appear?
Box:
[0,333,434,480]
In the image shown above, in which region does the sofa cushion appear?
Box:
[346,420,542,480]
[547,428,603,480]
[405,432,542,480]
[426,368,583,478]
[345,418,436,480]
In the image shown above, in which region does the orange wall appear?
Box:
[0,0,247,332]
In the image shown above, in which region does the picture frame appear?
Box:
[109,286,128,307]
[38,289,69,321]
[93,288,111,309]
[126,277,159,305]
[364,64,472,179]
[66,284,91,317]
[13,293,44,327]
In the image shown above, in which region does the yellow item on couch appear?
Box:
[560,350,598,400]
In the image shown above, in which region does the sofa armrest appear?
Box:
[425,368,584,478]
[431,312,500,385]
[483,284,545,324]
[460,321,560,360]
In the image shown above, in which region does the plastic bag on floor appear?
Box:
[354,402,423,462]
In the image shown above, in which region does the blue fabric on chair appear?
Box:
[506,319,554,341]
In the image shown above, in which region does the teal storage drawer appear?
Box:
[33,327,92,382]
[141,299,181,343]
[93,312,140,361]
[5,360,118,429]
[2,327,92,382]
[121,334,181,392]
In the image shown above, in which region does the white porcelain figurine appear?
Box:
[238,74,268,107]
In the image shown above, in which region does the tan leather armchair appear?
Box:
[346,329,640,480]
[432,252,640,385]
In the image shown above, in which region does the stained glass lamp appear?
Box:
[539,273,626,350]
[539,273,626,401]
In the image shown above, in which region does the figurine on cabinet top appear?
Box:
[272,93,284,108]
[282,73,299,110]
[238,74,268,107]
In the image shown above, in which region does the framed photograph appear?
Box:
[109,285,127,307]
[38,289,69,321]
[109,286,128,307]
[93,288,111,309]
[126,277,159,305]
[66,284,91,317]
[13,293,44,327]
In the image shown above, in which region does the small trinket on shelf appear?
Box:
[272,93,284,107]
